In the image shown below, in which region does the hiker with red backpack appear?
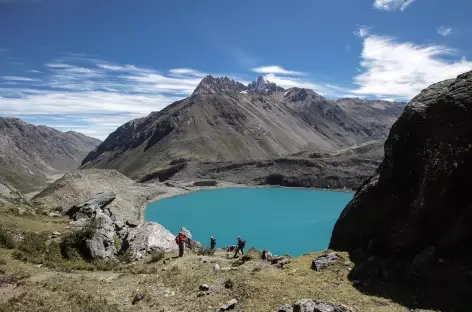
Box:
[175,231,187,257]
[233,236,246,257]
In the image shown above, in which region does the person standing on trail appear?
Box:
[175,231,187,257]
[210,236,216,250]
[234,236,246,257]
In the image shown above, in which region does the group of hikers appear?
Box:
[175,228,246,258]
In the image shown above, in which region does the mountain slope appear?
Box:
[0,117,101,192]
[81,76,405,180]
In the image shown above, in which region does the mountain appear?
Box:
[329,71,472,310]
[0,117,101,192]
[81,75,405,180]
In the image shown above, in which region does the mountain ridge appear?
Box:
[0,117,101,193]
[81,75,406,180]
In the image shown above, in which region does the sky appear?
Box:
[1,0,472,140]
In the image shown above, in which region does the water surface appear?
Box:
[145,187,352,256]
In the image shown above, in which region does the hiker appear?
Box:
[210,236,216,250]
[233,236,246,257]
[175,230,187,257]
[261,249,273,261]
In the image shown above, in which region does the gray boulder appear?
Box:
[67,191,115,222]
[278,299,351,312]
[216,298,238,311]
[86,208,119,260]
[311,252,341,271]
[127,222,177,259]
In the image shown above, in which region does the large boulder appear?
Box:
[67,191,115,224]
[330,71,472,263]
[86,209,118,259]
[127,222,177,259]
[278,299,351,312]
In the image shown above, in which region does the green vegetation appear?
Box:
[0,226,15,249]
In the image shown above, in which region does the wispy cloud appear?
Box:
[352,33,472,99]
[0,56,241,139]
[373,0,415,11]
[0,48,9,52]
[354,25,374,38]
[252,65,304,76]
[437,26,453,37]
[2,76,37,81]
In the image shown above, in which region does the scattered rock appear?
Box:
[51,231,61,237]
[224,279,233,289]
[126,220,140,228]
[199,284,210,291]
[216,298,238,311]
[214,263,220,274]
[132,293,146,305]
[311,252,341,271]
[66,191,115,220]
[278,299,352,312]
[197,291,210,297]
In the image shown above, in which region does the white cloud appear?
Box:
[2,76,37,81]
[169,68,206,77]
[437,26,453,37]
[0,56,244,140]
[352,34,472,99]
[252,65,304,76]
[354,26,374,38]
[373,0,415,11]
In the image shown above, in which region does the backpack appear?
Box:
[175,233,187,244]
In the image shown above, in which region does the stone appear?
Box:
[132,293,145,305]
[312,253,341,271]
[86,210,117,260]
[412,246,435,267]
[197,291,210,297]
[52,231,61,237]
[214,263,220,274]
[199,284,210,291]
[216,298,237,311]
[67,191,115,220]
[224,279,233,289]
[330,71,472,264]
[279,299,352,312]
[127,222,177,260]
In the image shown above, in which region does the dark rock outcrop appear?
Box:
[330,71,472,262]
[277,299,351,312]
[329,71,472,310]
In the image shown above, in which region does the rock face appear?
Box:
[330,70,472,263]
[81,75,404,180]
[0,117,101,192]
[67,192,177,260]
[278,299,351,312]
[127,222,177,259]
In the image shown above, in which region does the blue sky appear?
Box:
[1,0,472,139]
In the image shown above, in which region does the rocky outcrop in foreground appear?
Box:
[67,191,177,260]
[330,71,472,262]
[330,71,472,310]
[278,299,351,312]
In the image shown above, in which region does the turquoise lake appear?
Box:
[145,188,353,256]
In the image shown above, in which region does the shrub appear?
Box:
[0,258,6,265]
[0,226,15,249]
[60,222,96,261]
[148,251,165,263]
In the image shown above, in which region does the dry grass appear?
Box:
[0,210,421,312]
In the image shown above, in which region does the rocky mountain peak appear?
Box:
[247,76,284,95]
[192,75,247,95]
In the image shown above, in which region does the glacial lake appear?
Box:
[145,187,353,257]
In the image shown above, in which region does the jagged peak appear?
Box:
[192,75,247,95]
[247,76,284,95]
